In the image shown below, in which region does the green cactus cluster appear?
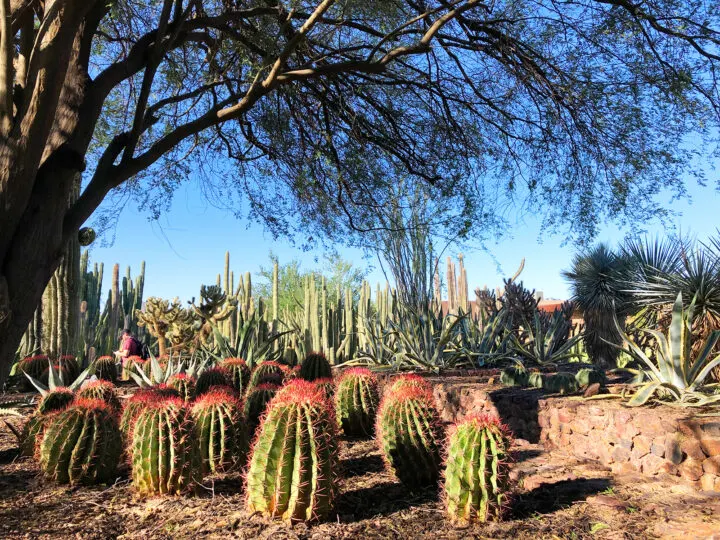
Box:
[94,356,117,382]
[168,373,196,401]
[542,372,579,394]
[249,361,285,388]
[243,383,280,436]
[335,368,379,437]
[443,415,513,523]
[221,358,251,394]
[500,365,529,387]
[77,380,121,413]
[376,385,443,488]
[130,396,200,496]
[195,366,232,396]
[39,398,122,485]
[246,380,338,522]
[299,351,332,382]
[191,387,248,474]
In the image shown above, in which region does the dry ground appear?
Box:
[1,400,720,539]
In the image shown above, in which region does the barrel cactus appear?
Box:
[119,385,181,444]
[168,373,196,401]
[94,356,118,382]
[299,352,332,382]
[543,372,579,394]
[191,388,248,474]
[243,383,279,436]
[41,364,70,386]
[443,415,513,523]
[222,358,251,394]
[20,388,75,457]
[376,385,443,488]
[249,361,285,388]
[123,356,145,380]
[36,387,75,415]
[59,355,80,381]
[246,380,338,522]
[314,378,335,401]
[528,372,544,389]
[385,373,432,395]
[39,399,122,485]
[335,368,379,437]
[500,365,529,387]
[575,367,606,387]
[130,397,200,496]
[195,367,232,397]
[77,380,121,413]
[18,355,49,390]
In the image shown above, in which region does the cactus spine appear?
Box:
[39,399,122,485]
[249,361,285,388]
[119,385,181,443]
[222,358,251,394]
[130,397,199,496]
[443,415,513,523]
[246,380,338,522]
[385,373,432,395]
[191,388,248,474]
[243,383,280,437]
[335,368,379,437]
[299,351,331,382]
[376,386,443,488]
[168,373,196,401]
[94,356,117,382]
[195,367,232,396]
[77,380,121,413]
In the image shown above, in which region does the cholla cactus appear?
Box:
[195,366,232,397]
[376,385,443,488]
[168,373,196,401]
[130,397,200,496]
[222,358,251,394]
[335,368,379,437]
[246,380,338,522]
[249,361,285,388]
[299,352,332,382]
[94,356,117,382]
[39,398,122,485]
[243,383,280,437]
[191,388,248,474]
[443,415,513,523]
[385,373,432,395]
[77,380,121,413]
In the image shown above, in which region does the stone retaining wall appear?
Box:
[428,378,720,492]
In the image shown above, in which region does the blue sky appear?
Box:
[87,168,720,304]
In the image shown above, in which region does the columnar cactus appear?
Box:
[168,373,196,401]
[39,399,122,485]
[542,372,579,394]
[245,380,338,522]
[130,397,200,496]
[119,385,181,443]
[249,361,285,388]
[335,368,379,437]
[77,380,121,413]
[243,384,279,436]
[222,358,251,394]
[385,373,432,395]
[195,367,232,397]
[299,351,332,382]
[376,385,443,488]
[443,415,513,523]
[94,356,118,382]
[191,388,248,474]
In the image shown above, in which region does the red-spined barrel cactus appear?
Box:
[119,385,181,444]
[314,377,335,401]
[243,383,279,437]
[36,387,75,415]
[168,373,196,401]
[249,361,285,388]
[130,397,200,496]
[19,388,75,457]
[94,356,118,382]
[222,358,251,394]
[299,352,332,382]
[123,355,144,380]
[40,364,70,386]
[245,380,338,522]
[77,380,121,413]
[18,355,49,390]
[39,399,122,485]
[385,373,432,395]
[191,388,248,474]
[376,385,443,488]
[195,367,232,397]
[59,355,80,380]
[335,368,379,437]
[443,415,513,523]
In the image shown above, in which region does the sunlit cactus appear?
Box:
[385,373,432,396]
[443,415,513,523]
[195,367,232,397]
[249,361,285,389]
[335,368,379,437]
[376,385,443,488]
[39,398,122,485]
[243,383,280,437]
[245,380,338,522]
[299,351,332,382]
[36,387,75,415]
[168,373,196,401]
[221,358,251,394]
[314,377,335,401]
[77,380,121,413]
[119,385,181,444]
[123,355,144,380]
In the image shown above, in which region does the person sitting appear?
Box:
[115,328,144,377]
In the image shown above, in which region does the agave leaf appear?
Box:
[687,331,720,383]
[609,318,663,381]
[23,372,49,394]
[688,353,720,390]
[626,381,681,407]
[68,364,95,391]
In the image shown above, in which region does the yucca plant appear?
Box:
[614,293,720,406]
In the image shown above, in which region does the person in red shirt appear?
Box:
[115,329,143,377]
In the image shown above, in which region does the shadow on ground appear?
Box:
[511,477,611,518]
[336,480,438,521]
[341,453,385,478]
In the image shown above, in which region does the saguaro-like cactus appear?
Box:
[77,380,121,413]
[245,380,338,522]
[168,373,196,401]
[130,397,199,496]
[243,383,279,436]
[222,358,251,394]
[195,367,232,396]
[376,386,443,488]
[39,399,122,485]
[335,368,379,437]
[443,415,513,523]
[191,388,248,474]
[299,352,332,382]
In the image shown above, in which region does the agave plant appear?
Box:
[614,293,720,407]
[451,309,511,367]
[205,313,289,369]
[510,310,583,365]
[129,353,209,388]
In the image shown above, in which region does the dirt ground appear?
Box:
[2,400,720,539]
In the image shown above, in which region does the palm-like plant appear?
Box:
[615,293,720,407]
[563,244,633,369]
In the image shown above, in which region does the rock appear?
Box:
[702,456,720,475]
[611,445,631,463]
[631,435,652,459]
[699,437,720,456]
[678,459,704,482]
[583,383,601,397]
[585,494,629,510]
[700,473,720,492]
[680,437,707,461]
[639,453,667,475]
